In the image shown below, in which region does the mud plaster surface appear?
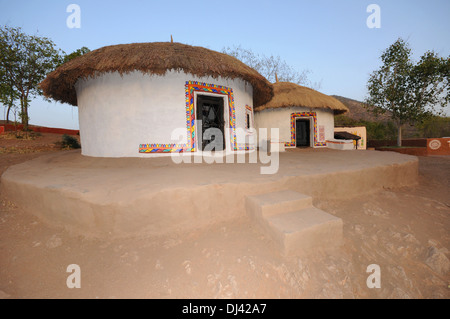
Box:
[1,149,418,237]
[0,139,448,298]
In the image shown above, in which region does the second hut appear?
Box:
[254,82,348,150]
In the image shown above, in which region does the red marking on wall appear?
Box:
[1,124,78,135]
[427,138,450,155]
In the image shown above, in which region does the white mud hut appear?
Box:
[254,82,348,149]
[40,42,273,157]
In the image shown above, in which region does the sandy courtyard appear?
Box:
[0,133,449,299]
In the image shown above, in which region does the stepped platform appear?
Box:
[0,149,418,239]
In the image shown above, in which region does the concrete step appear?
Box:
[265,207,343,256]
[245,190,343,256]
[245,190,313,220]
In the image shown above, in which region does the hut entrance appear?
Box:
[196,95,225,151]
[295,119,311,147]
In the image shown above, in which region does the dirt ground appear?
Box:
[0,133,448,299]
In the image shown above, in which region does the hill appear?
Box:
[331,95,391,122]
[331,95,421,139]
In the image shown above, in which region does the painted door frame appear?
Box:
[295,117,313,147]
[286,111,326,148]
[194,91,229,152]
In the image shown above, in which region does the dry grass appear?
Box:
[255,82,349,114]
[0,131,42,141]
[40,42,273,107]
[0,132,71,154]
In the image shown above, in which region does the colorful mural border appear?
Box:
[285,112,326,147]
[139,81,192,153]
[140,81,241,153]
[245,104,253,129]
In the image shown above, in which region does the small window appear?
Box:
[245,105,253,130]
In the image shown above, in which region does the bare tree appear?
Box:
[222,45,321,89]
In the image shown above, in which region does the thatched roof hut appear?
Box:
[254,82,349,149]
[255,82,348,115]
[40,42,273,107]
[40,42,272,157]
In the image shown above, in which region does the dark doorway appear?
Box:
[295,119,311,147]
[196,95,225,151]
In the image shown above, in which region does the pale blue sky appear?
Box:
[1,0,449,129]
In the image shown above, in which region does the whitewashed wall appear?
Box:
[334,126,367,150]
[254,107,335,148]
[75,70,254,157]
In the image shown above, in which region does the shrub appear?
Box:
[60,134,81,149]
[335,115,397,140]
[416,116,450,138]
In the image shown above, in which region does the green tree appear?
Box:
[61,46,90,65]
[0,28,19,123]
[416,116,450,138]
[0,25,63,132]
[0,69,18,123]
[365,38,449,146]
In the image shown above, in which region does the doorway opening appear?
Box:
[196,95,225,151]
[295,118,311,147]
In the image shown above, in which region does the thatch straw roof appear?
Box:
[255,82,348,115]
[40,42,273,107]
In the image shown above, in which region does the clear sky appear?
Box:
[1,0,449,129]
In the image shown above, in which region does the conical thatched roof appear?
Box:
[255,82,348,115]
[40,42,273,107]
